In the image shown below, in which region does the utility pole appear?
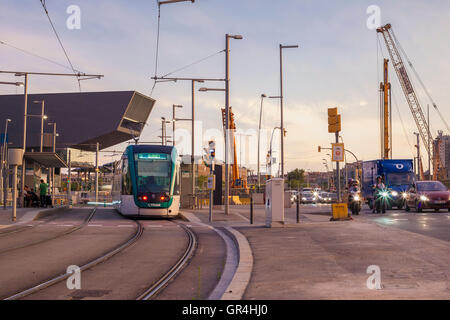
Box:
[172,104,183,146]
[414,132,420,179]
[68,149,72,208]
[257,94,266,191]
[191,80,196,209]
[428,104,431,179]
[95,142,99,203]
[278,44,298,180]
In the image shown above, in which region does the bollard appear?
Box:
[250,194,254,225]
[296,196,300,223]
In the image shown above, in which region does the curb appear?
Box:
[179,211,253,300]
[220,227,253,300]
[33,206,69,221]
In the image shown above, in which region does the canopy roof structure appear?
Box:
[0,91,155,153]
[24,152,67,168]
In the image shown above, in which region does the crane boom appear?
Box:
[376,23,443,180]
[377,24,431,155]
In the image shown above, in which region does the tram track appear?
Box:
[136,222,197,300]
[3,218,196,300]
[0,208,97,255]
[4,216,144,300]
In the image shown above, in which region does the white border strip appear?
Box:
[180,211,253,300]
[220,227,253,300]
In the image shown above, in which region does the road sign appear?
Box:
[332,143,345,162]
[207,175,215,190]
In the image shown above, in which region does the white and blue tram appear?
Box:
[112,145,180,217]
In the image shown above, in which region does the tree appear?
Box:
[287,169,305,189]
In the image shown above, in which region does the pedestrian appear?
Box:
[24,185,32,207]
[39,179,48,208]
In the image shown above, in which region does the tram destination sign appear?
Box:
[138,153,168,160]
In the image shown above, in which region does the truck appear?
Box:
[361,159,415,210]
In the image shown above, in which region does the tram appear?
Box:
[112,145,180,217]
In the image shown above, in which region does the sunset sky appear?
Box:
[1,0,449,173]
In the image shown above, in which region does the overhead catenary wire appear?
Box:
[0,40,82,73]
[150,0,162,96]
[39,0,81,92]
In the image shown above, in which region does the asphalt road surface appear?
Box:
[298,203,450,243]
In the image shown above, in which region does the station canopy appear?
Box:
[0,91,155,159]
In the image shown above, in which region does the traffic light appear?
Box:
[328,107,341,133]
[208,140,216,159]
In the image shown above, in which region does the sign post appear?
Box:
[207,141,216,222]
[328,108,350,220]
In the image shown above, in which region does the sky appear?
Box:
[1,0,449,173]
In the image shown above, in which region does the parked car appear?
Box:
[405,181,450,212]
[301,191,317,204]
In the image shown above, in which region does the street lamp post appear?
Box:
[172,105,183,146]
[1,119,11,208]
[224,33,243,214]
[48,122,57,205]
[278,44,298,180]
[269,127,281,177]
[257,94,267,191]
[0,81,23,208]
[33,100,46,152]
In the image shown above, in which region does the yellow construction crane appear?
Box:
[377,24,447,181]
[221,107,247,189]
[380,58,392,159]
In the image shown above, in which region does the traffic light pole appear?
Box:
[335,132,341,202]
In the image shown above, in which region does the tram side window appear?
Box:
[173,166,180,195]
[122,158,133,195]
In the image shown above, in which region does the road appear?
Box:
[292,203,450,242]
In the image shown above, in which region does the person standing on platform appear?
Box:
[39,179,48,208]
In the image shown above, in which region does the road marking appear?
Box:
[146,225,163,228]
[88,224,103,227]
[56,224,74,227]
[117,224,134,227]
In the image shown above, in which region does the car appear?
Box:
[287,190,298,203]
[300,191,317,204]
[317,191,329,203]
[327,192,338,203]
[405,181,450,212]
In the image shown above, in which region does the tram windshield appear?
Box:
[134,153,172,193]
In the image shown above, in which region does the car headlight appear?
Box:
[402,192,408,199]
[354,195,360,201]
[391,191,398,197]
[302,197,306,201]
[420,195,429,202]
[382,192,388,197]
